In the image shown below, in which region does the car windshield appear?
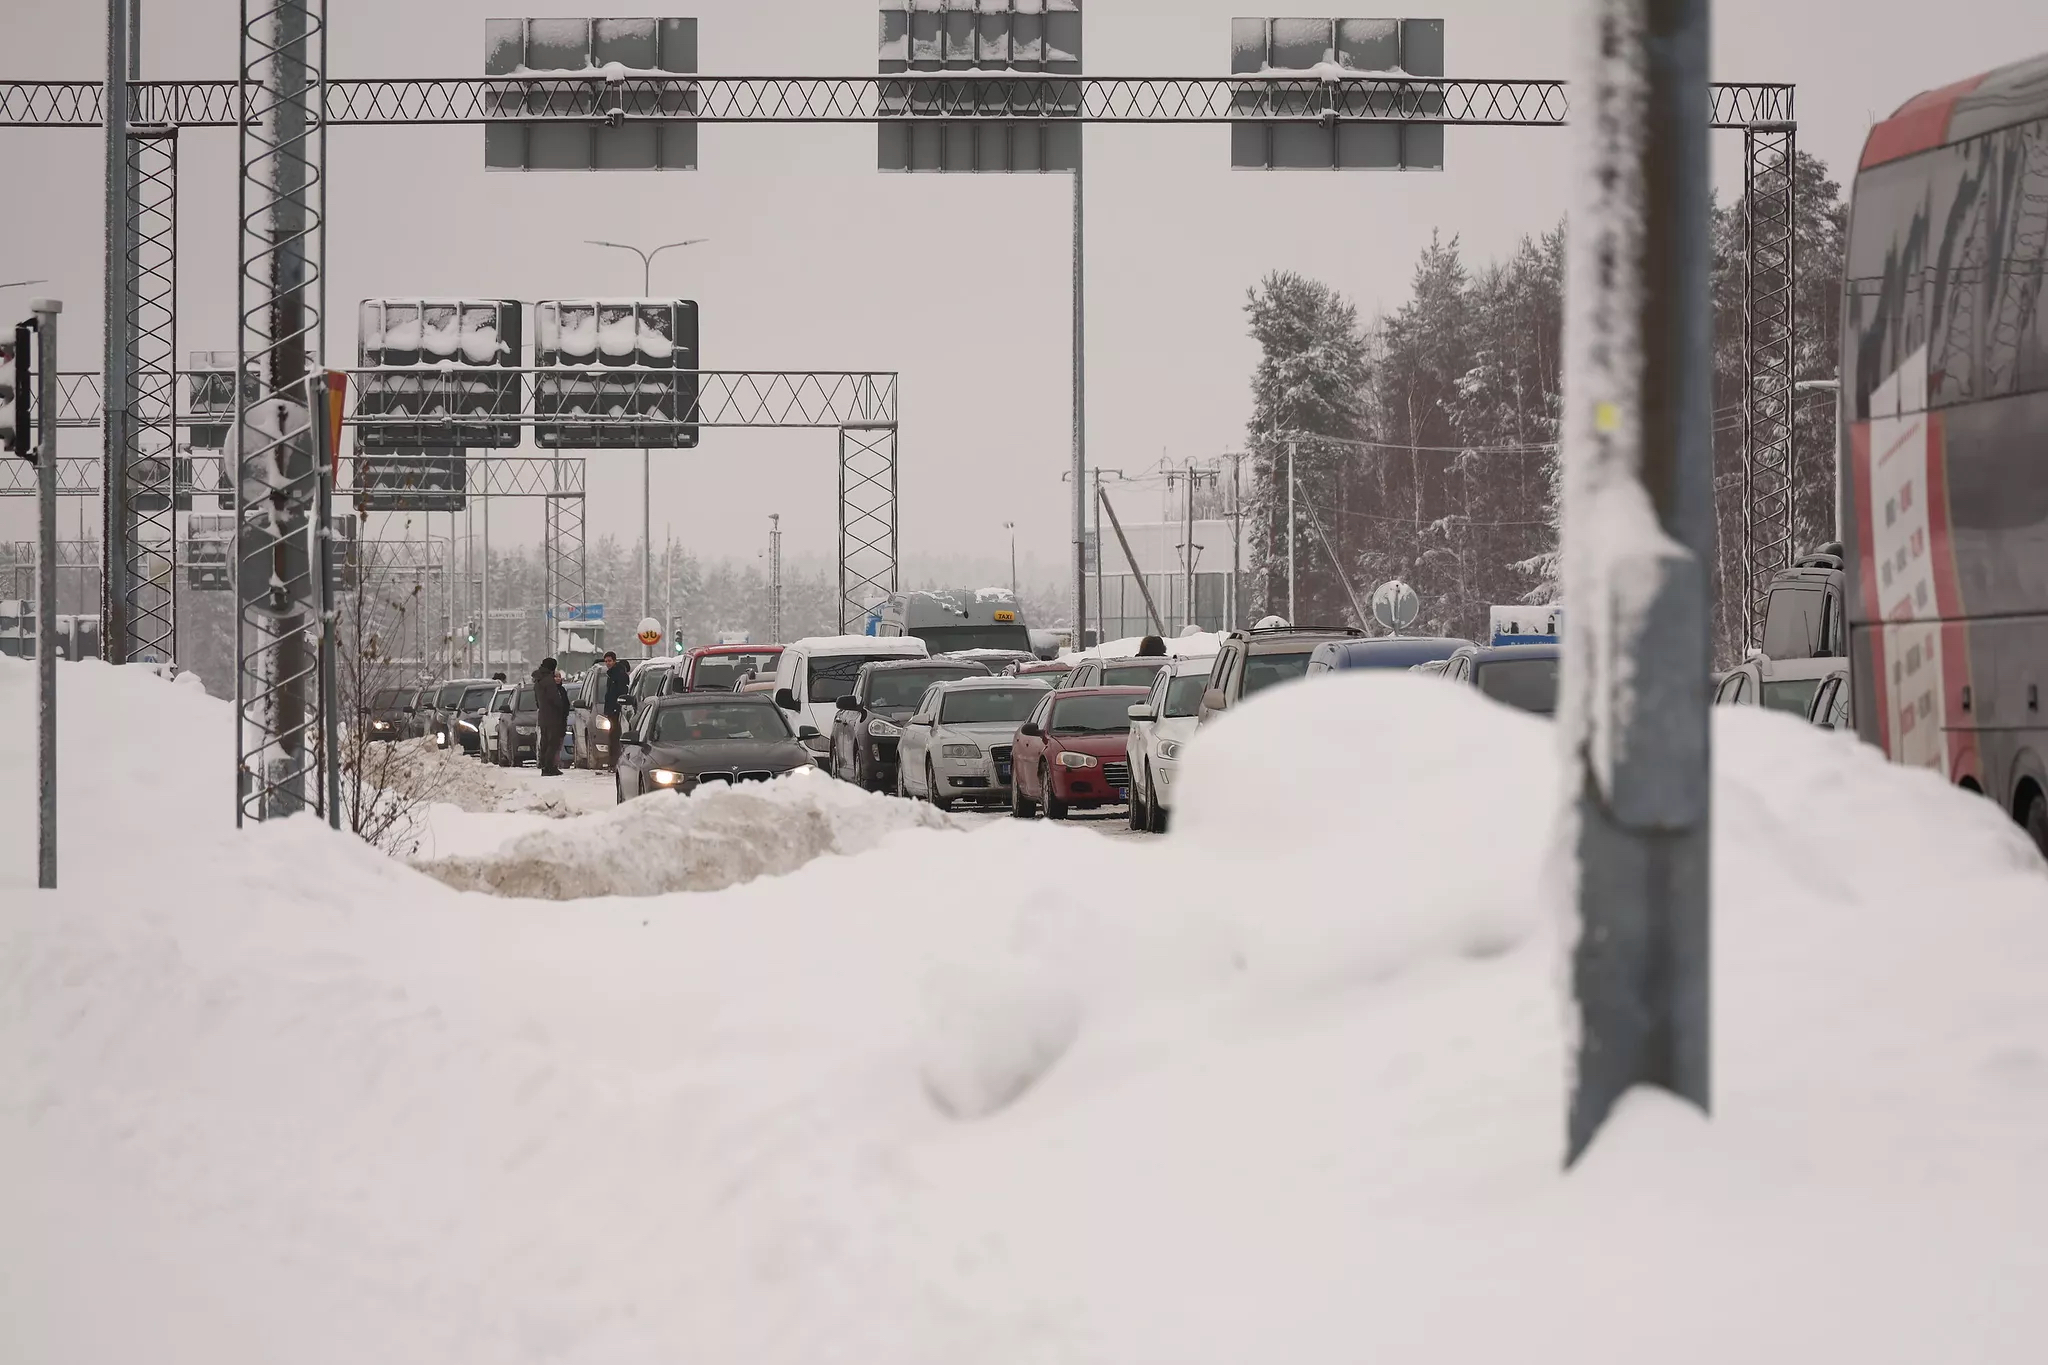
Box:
[1760,585,1826,660]
[1762,678,1822,717]
[372,689,404,709]
[461,685,497,710]
[690,652,779,691]
[513,687,535,711]
[871,667,981,709]
[1051,693,1138,735]
[653,703,792,744]
[1243,649,1315,696]
[810,655,900,695]
[1475,657,1560,715]
[941,687,1044,724]
[436,683,467,707]
[1164,673,1210,718]
[913,624,1031,653]
[1102,661,1169,687]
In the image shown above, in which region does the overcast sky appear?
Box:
[4,0,2046,583]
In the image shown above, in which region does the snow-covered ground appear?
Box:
[2,656,2046,1363]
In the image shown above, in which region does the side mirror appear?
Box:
[1019,721,1041,738]
[798,724,821,739]
[1203,688,1227,712]
[1127,705,1155,722]
[775,687,799,711]
[836,694,862,712]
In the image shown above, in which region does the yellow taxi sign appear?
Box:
[993,610,1017,623]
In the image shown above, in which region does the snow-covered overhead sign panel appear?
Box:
[356,300,523,450]
[353,451,468,513]
[534,299,700,449]
[484,17,698,172]
[878,0,1082,173]
[1230,17,1444,171]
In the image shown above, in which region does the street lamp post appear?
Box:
[584,236,708,657]
[1003,521,1017,599]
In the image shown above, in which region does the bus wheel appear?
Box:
[2023,788,2048,861]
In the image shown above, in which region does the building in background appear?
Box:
[1085,517,1240,642]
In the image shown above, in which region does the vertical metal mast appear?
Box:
[235,0,326,821]
[1561,0,1714,1163]
[1741,115,1798,648]
[100,0,132,656]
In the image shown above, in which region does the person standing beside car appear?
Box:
[602,650,632,768]
[534,657,571,777]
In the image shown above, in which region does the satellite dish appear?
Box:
[1370,580,1421,633]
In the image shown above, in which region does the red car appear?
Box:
[1009,686,1150,820]
[678,643,784,693]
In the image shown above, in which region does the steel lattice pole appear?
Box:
[122,122,177,663]
[235,0,325,822]
[1742,120,1798,649]
[836,425,898,634]
[101,0,134,656]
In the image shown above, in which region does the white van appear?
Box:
[773,635,929,761]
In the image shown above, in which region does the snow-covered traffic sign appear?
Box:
[1370,579,1420,632]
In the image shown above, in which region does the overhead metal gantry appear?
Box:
[4,27,1799,822]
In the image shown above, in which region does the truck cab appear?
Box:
[1757,546,1848,662]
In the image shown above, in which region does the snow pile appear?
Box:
[5,658,2048,1363]
[414,766,958,900]
[1066,627,1226,662]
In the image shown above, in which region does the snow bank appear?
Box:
[4,659,2048,1364]
[1066,627,1226,662]
[414,766,958,899]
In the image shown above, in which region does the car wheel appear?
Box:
[1145,763,1169,834]
[895,761,910,800]
[927,761,953,812]
[1127,768,1147,831]
[1042,764,1069,821]
[615,772,630,804]
[2025,788,2048,861]
[1010,769,1036,819]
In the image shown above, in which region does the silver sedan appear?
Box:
[896,676,1052,811]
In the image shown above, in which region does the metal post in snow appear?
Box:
[480,477,489,673]
[33,299,62,889]
[1560,0,1714,1165]
[101,0,132,658]
[311,371,339,829]
[1071,161,1087,650]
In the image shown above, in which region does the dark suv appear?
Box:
[1196,625,1365,725]
[828,656,991,791]
[427,677,500,752]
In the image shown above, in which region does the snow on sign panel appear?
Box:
[534,299,700,449]
[356,299,523,452]
[878,1,1082,174]
[484,17,697,172]
[1229,17,1445,171]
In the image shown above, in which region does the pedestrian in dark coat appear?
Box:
[1136,635,1168,657]
[601,650,633,769]
[533,657,571,776]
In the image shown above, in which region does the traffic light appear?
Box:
[466,620,478,646]
[0,323,32,460]
[672,619,687,654]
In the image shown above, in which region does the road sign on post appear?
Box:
[484,17,698,171]
[1559,0,1713,1164]
[1229,17,1445,170]
[1370,578,1420,631]
[878,0,1082,173]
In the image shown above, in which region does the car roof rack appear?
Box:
[1238,624,1365,637]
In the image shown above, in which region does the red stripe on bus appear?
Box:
[1859,73,1988,169]
[1849,420,1891,755]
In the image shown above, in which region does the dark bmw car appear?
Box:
[614,693,818,803]
[828,656,991,791]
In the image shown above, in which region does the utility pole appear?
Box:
[1181,463,1197,632]
[1286,439,1297,622]
[585,236,707,659]
[1070,159,1088,652]
[768,512,783,642]
[32,299,62,887]
[101,0,135,658]
[1562,0,1714,1164]
[1003,520,1017,599]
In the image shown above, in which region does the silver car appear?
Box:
[896,675,1052,811]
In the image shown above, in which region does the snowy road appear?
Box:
[412,753,1151,862]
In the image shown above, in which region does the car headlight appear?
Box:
[1156,739,1183,761]
[943,743,981,759]
[866,717,901,738]
[1056,751,1097,768]
[649,769,684,787]
[371,720,391,731]
[596,716,612,731]
[458,719,476,731]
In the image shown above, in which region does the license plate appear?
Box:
[997,763,1012,782]
[1117,787,1128,801]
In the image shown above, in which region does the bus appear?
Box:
[1842,51,2048,856]
[867,588,1032,655]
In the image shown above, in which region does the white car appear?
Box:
[1712,654,1848,727]
[896,675,1052,810]
[1124,655,1214,833]
[771,634,930,764]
